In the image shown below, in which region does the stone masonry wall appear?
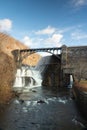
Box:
[61,45,87,81]
[36,55,61,87]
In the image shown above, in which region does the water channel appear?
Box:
[0,66,87,130]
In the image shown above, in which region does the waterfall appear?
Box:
[13,66,42,92]
[68,75,73,88]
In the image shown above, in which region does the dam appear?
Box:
[12,45,87,88]
[0,45,86,130]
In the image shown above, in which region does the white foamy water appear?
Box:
[72,117,85,128]
[13,66,42,92]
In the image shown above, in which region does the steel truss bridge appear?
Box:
[12,47,62,67]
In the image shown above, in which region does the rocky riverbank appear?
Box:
[73,80,87,92]
[73,80,87,120]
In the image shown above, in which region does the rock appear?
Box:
[37,99,45,104]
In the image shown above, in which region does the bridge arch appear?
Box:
[21,50,61,62]
[12,47,61,67]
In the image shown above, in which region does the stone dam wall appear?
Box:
[61,45,87,81]
[35,55,61,87]
[35,45,87,87]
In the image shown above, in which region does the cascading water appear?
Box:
[13,66,42,92]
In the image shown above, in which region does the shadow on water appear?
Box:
[0,86,87,130]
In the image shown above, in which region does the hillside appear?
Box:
[0,33,41,104]
[0,33,41,66]
[0,51,16,104]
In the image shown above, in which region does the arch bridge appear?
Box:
[12,47,62,67]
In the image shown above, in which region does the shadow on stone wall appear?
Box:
[36,55,61,88]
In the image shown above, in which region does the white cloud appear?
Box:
[22,25,64,49]
[46,34,63,47]
[22,33,63,49]
[33,26,63,47]
[22,36,33,47]
[72,0,87,7]
[71,31,87,40]
[0,19,12,32]
[58,26,76,34]
[22,25,87,49]
[35,26,56,35]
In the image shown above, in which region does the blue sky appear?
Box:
[0,0,87,49]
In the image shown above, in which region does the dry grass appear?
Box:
[0,33,41,104]
[0,32,41,66]
[74,80,87,92]
[0,51,16,104]
[0,85,14,104]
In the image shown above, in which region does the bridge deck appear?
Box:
[19,47,61,52]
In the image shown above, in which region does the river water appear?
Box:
[0,67,87,130]
[0,86,87,130]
